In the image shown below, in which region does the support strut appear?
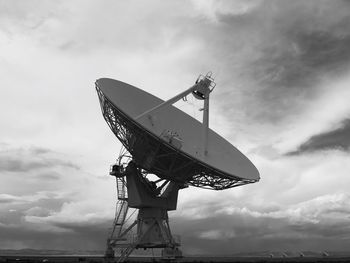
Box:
[106,161,184,262]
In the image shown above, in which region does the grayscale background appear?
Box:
[1,0,350,255]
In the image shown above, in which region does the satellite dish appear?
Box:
[96,76,259,189]
[96,73,259,261]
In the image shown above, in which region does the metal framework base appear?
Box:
[115,207,181,262]
[105,160,183,262]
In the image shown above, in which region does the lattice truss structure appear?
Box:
[96,86,257,190]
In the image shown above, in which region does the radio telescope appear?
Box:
[95,73,259,262]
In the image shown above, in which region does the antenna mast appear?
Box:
[136,72,216,155]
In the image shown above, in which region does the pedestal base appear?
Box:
[136,208,179,249]
[162,247,183,259]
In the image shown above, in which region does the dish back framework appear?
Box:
[96,74,259,191]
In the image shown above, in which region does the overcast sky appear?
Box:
[1,0,350,256]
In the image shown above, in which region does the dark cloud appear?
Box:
[170,193,350,255]
[251,30,350,93]
[0,193,92,249]
[0,210,24,225]
[1,192,350,254]
[191,0,350,124]
[172,211,350,255]
[294,31,350,75]
[0,222,108,251]
[0,203,109,250]
[51,220,110,236]
[287,119,350,155]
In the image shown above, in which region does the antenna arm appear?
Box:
[203,95,209,156]
[135,84,200,120]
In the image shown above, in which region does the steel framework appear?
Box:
[105,154,183,262]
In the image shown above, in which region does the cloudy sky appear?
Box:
[1,0,350,256]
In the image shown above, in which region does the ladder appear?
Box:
[117,176,127,200]
[106,176,129,252]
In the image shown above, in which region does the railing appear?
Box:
[116,177,127,200]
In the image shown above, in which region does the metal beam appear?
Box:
[202,95,209,156]
[135,84,200,120]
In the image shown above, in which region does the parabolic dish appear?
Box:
[96,78,259,190]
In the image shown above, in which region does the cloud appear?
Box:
[35,172,61,181]
[25,199,112,228]
[0,0,66,36]
[168,0,350,154]
[0,191,67,207]
[287,119,350,154]
[0,146,79,172]
[274,74,350,153]
[191,0,262,22]
[0,0,195,55]
[25,206,51,217]
[0,194,23,204]
[0,140,116,249]
[0,189,111,250]
[0,191,71,238]
[170,146,350,254]
[0,221,108,250]
[172,193,350,255]
[3,199,114,250]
